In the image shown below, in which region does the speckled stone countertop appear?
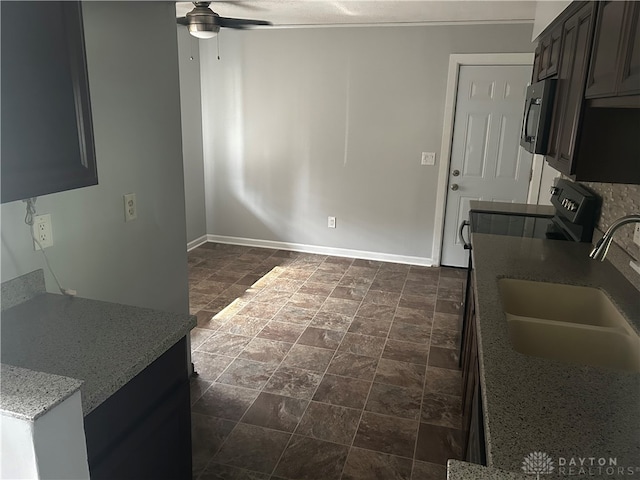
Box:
[470,200,555,217]
[471,233,640,477]
[447,460,529,480]
[1,293,195,417]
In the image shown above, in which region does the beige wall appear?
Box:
[200,24,535,263]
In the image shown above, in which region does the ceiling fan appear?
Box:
[177,1,271,39]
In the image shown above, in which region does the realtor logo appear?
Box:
[522,452,555,479]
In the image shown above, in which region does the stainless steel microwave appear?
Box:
[520,79,557,154]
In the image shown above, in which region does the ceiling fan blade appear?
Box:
[216,16,271,29]
[176,16,189,26]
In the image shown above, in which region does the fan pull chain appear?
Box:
[217,35,221,60]
[190,36,195,61]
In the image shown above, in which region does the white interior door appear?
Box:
[441,65,533,267]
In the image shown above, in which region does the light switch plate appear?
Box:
[421,152,436,166]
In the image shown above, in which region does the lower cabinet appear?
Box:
[84,337,192,479]
[459,269,487,464]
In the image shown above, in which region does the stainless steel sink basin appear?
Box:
[498,279,640,372]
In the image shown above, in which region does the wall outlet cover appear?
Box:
[33,214,53,250]
[328,216,336,228]
[124,193,137,222]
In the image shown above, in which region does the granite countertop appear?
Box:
[447,460,530,480]
[1,288,195,418]
[471,233,640,477]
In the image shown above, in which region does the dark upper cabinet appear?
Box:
[536,24,563,81]
[546,3,595,176]
[586,1,640,98]
[1,2,97,204]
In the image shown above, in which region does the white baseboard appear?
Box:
[186,235,208,252]
[204,234,435,266]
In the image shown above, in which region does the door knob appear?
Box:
[452,169,460,177]
[450,184,459,191]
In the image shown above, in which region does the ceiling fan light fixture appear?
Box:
[188,24,219,39]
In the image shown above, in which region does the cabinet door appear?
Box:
[618,2,640,95]
[546,3,595,176]
[539,26,563,80]
[585,1,626,98]
[532,45,542,82]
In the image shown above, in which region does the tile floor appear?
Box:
[187,243,466,480]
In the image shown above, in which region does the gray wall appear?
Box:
[177,27,207,244]
[200,24,534,262]
[1,2,188,314]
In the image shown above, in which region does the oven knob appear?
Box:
[550,186,560,195]
[569,201,578,212]
[562,199,568,208]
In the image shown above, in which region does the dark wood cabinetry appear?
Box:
[460,267,486,464]
[586,1,640,98]
[546,3,595,176]
[536,0,640,184]
[84,337,192,479]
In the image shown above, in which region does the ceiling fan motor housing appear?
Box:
[187,3,221,35]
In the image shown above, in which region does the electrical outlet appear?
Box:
[421,152,436,166]
[124,193,137,222]
[32,214,53,250]
[328,216,336,229]
[634,224,640,247]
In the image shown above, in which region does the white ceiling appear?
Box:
[175,1,536,28]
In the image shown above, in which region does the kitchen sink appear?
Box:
[498,279,640,372]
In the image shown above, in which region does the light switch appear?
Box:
[421,152,436,166]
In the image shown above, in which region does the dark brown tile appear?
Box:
[218,315,269,337]
[432,312,461,332]
[348,316,392,337]
[435,287,463,303]
[374,358,426,389]
[191,327,215,350]
[326,352,379,380]
[298,282,335,296]
[393,307,433,326]
[192,383,259,421]
[263,366,323,399]
[211,299,246,321]
[273,305,316,326]
[285,293,325,312]
[191,351,234,382]
[253,289,293,307]
[309,311,352,331]
[403,280,438,296]
[425,367,462,397]
[439,267,466,279]
[339,273,374,288]
[428,347,460,370]
[342,447,413,480]
[415,423,463,465]
[369,279,405,293]
[336,333,386,358]
[356,303,396,319]
[312,374,371,409]
[430,328,461,350]
[411,460,447,480]
[193,280,229,296]
[273,435,349,480]
[238,338,293,364]
[365,383,423,420]
[421,392,462,429]
[308,270,344,284]
[352,258,382,268]
[398,294,436,311]
[362,290,401,306]
[199,463,270,479]
[382,340,429,365]
[353,412,418,458]
[217,358,276,389]
[329,285,368,302]
[236,273,265,287]
[295,401,360,445]
[213,423,291,474]
[281,344,335,372]
[297,326,344,350]
[375,270,408,282]
[198,332,252,357]
[388,321,430,344]
[196,309,228,330]
[208,271,246,284]
[320,298,361,317]
[191,413,236,476]
[257,321,305,343]
[241,392,308,432]
[238,301,283,320]
[262,277,298,293]
[435,299,462,315]
[190,377,212,405]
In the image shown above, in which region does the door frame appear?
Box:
[432,53,535,266]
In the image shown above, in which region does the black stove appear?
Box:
[469,179,598,243]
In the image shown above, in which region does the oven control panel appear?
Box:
[549,179,598,242]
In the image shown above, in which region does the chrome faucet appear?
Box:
[589,214,640,261]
